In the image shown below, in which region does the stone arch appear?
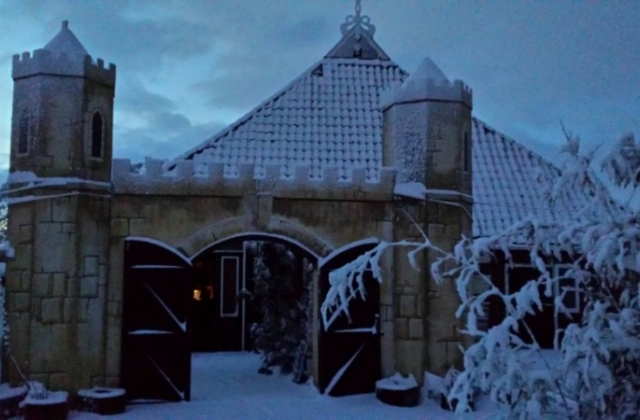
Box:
[179,215,334,260]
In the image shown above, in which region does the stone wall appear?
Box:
[4,184,111,392]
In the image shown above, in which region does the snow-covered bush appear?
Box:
[249,241,310,375]
[321,131,640,419]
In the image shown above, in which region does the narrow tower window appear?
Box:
[18,110,29,155]
[91,112,103,158]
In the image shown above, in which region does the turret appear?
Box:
[10,20,116,182]
[382,56,473,376]
[382,56,472,193]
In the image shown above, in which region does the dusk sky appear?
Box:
[0,0,638,172]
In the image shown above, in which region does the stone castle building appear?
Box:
[3,8,586,400]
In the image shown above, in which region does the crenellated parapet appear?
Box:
[112,158,396,201]
[12,49,116,86]
[380,78,472,110]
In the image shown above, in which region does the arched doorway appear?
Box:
[190,234,318,353]
[120,234,319,402]
[120,235,383,402]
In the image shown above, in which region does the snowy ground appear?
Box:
[56,352,501,419]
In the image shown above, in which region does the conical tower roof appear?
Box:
[404,56,449,85]
[44,20,88,57]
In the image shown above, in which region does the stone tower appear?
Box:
[11,20,115,181]
[4,21,115,392]
[382,57,473,378]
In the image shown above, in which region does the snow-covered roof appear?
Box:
[43,21,88,57]
[177,16,589,240]
[472,119,589,237]
[406,57,449,85]
[179,57,407,181]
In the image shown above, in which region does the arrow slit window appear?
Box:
[18,109,30,155]
[91,112,103,158]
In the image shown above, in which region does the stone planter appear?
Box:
[77,387,126,415]
[22,391,69,420]
[376,385,421,407]
[0,384,27,419]
[375,373,420,407]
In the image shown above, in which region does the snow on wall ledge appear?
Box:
[112,158,396,201]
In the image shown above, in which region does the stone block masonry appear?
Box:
[4,191,111,394]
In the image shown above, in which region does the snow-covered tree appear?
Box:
[249,241,310,375]
[321,131,640,419]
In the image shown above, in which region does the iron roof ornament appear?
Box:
[340,0,376,38]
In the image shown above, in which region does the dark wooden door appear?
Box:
[319,244,381,396]
[121,238,192,401]
[508,267,555,348]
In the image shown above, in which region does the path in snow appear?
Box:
[63,352,496,419]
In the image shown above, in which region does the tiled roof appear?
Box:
[471,119,590,237]
[180,57,407,181]
[180,36,588,239]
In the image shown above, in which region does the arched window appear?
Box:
[91,112,103,158]
[18,110,29,155]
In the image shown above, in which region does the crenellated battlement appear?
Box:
[12,49,116,86]
[380,77,473,110]
[112,158,396,201]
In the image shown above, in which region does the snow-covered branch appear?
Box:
[321,130,640,418]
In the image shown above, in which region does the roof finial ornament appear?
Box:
[340,0,376,38]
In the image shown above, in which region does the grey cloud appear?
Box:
[188,64,285,112]
[0,0,219,72]
[149,112,192,134]
[0,54,12,66]
[275,17,332,47]
[94,18,218,70]
[114,120,225,163]
[113,77,224,161]
[117,76,176,114]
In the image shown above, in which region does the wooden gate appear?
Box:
[318,244,381,396]
[121,238,193,401]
